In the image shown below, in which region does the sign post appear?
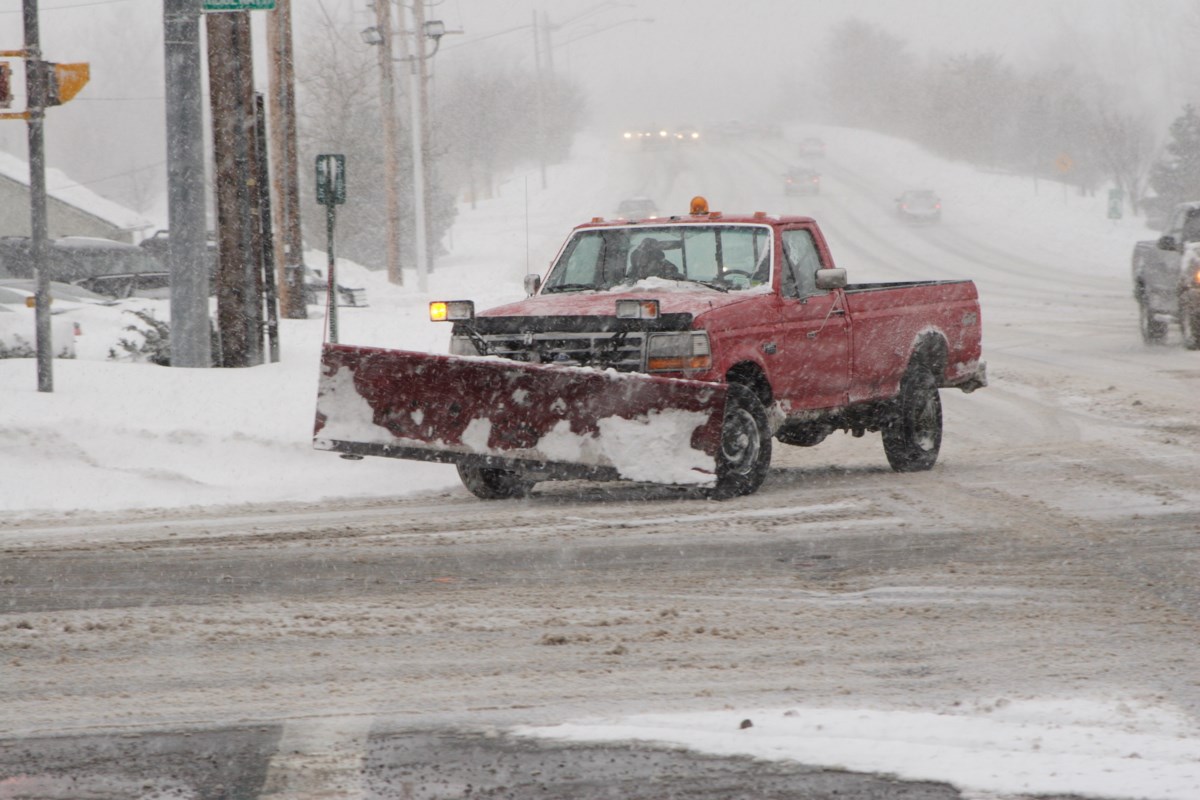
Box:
[1108,188,1123,220]
[316,153,345,343]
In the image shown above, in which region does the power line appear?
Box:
[0,0,143,12]
[52,159,166,191]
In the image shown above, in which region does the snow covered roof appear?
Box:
[0,150,153,233]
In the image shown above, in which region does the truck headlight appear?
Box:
[646,331,711,372]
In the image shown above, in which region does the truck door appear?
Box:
[769,226,850,411]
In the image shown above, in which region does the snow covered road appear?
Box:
[3,127,1200,798]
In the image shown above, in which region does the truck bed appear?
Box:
[843,279,983,403]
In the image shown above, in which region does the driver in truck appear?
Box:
[630,238,683,281]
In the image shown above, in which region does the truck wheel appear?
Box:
[708,384,771,500]
[1139,299,1168,344]
[1181,306,1200,350]
[457,464,535,500]
[881,366,942,473]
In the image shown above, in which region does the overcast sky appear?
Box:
[0,0,1196,212]
[418,0,1197,125]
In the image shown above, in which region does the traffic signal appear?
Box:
[46,62,89,106]
[0,62,11,109]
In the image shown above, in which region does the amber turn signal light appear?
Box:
[430,300,474,322]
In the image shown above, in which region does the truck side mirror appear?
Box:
[1157,234,1179,251]
[523,273,542,296]
[815,268,847,290]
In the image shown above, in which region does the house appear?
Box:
[0,151,153,244]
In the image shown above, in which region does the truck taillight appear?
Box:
[647,331,711,372]
[430,300,474,322]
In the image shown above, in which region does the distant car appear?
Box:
[707,120,747,141]
[643,124,672,147]
[783,167,821,196]
[614,197,661,219]
[673,124,701,143]
[896,189,942,223]
[798,137,826,158]
[621,125,671,147]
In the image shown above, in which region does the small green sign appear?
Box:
[203,0,275,11]
[316,154,346,206]
[1108,188,1123,220]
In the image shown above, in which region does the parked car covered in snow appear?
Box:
[0,236,168,299]
[0,280,114,358]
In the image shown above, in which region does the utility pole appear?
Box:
[540,9,554,76]
[164,0,211,367]
[254,93,280,362]
[22,0,51,391]
[266,0,308,317]
[372,0,403,285]
[412,0,434,277]
[399,5,428,292]
[207,10,261,367]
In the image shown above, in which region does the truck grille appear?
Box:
[452,312,694,374]
[477,331,646,371]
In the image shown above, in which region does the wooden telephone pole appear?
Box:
[266,0,308,316]
[207,11,263,367]
[372,0,404,285]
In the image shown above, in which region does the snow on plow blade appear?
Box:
[314,343,729,485]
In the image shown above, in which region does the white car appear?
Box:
[0,280,121,360]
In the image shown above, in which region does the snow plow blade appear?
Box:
[314,343,729,485]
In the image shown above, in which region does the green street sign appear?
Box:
[1108,188,1123,220]
[203,0,275,11]
[316,154,346,206]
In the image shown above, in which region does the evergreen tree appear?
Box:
[1149,104,1200,205]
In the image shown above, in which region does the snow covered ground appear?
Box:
[3,127,1198,799]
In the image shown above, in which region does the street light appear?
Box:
[363,14,455,293]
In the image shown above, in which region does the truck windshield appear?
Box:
[541,224,773,293]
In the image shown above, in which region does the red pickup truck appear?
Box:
[315,199,986,500]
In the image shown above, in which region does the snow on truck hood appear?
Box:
[479,280,766,319]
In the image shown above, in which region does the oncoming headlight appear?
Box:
[646,331,711,372]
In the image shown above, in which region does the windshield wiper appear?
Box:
[688,279,729,292]
[541,283,597,294]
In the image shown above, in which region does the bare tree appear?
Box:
[1093,107,1155,214]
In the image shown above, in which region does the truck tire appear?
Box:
[708,384,771,500]
[881,366,942,473]
[1181,305,1200,350]
[1138,299,1168,345]
[457,464,535,500]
